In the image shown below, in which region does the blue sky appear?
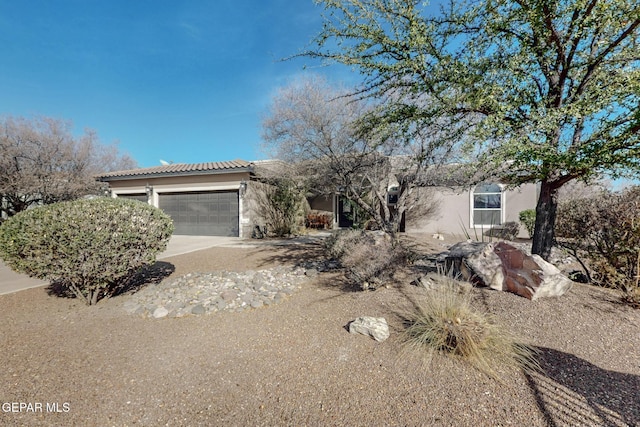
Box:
[0,1,361,168]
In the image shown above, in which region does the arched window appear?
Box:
[471,183,503,227]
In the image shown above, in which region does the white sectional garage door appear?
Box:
[158,191,239,236]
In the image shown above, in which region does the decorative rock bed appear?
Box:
[123,266,313,318]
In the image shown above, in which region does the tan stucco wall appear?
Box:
[242,181,271,238]
[106,172,251,193]
[406,183,538,239]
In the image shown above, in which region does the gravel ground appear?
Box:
[1,236,639,426]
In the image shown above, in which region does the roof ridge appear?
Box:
[96,159,253,180]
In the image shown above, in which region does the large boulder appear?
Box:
[444,241,572,300]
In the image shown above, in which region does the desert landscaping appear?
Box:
[2,1,640,426]
[1,234,638,427]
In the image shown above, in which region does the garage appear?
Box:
[158,191,239,236]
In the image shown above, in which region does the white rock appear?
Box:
[530,254,574,300]
[348,316,390,342]
[152,306,169,318]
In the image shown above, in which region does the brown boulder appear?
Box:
[445,241,572,300]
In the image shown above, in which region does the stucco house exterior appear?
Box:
[403,183,538,238]
[307,183,538,239]
[97,160,255,238]
[97,159,538,239]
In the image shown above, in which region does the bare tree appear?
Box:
[0,115,137,218]
[262,76,446,237]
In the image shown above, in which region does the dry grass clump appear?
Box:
[402,278,539,378]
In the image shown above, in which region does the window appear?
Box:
[471,183,503,227]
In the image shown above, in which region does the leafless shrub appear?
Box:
[556,186,640,307]
[324,229,365,260]
[325,230,407,290]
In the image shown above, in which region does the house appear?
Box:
[97,159,538,239]
[403,182,538,238]
[97,160,255,238]
[306,183,537,239]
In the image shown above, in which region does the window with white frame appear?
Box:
[471,183,503,227]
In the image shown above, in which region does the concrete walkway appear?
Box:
[0,262,48,296]
[156,235,246,259]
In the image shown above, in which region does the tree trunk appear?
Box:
[531,179,560,261]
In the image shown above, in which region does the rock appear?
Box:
[124,266,308,319]
[191,304,206,315]
[432,233,445,240]
[348,317,390,342]
[528,253,574,299]
[221,290,238,302]
[458,242,505,289]
[445,241,572,300]
[152,306,169,318]
[411,274,439,290]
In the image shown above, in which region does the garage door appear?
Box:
[158,191,239,236]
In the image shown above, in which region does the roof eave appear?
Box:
[97,166,254,182]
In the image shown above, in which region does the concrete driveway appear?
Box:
[0,235,246,296]
[0,262,48,296]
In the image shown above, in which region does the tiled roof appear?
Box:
[97,159,253,180]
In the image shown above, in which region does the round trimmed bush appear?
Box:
[0,197,174,305]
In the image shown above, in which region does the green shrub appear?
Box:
[556,187,640,307]
[402,279,539,378]
[518,209,536,239]
[0,197,174,305]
